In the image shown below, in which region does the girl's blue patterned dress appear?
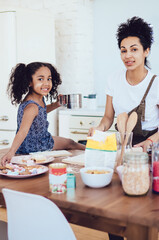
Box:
[16,99,54,154]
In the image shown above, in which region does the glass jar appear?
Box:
[115,132,133,167]
[122,152,150,196]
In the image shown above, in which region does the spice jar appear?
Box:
[122,152,150,196]
[152,143,159,193]
[49,163,67,194]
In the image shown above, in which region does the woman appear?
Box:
[89,16,159,151]
[89,16,159,240]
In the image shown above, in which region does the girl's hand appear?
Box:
[1,151,14,166]
[53,98,61,109]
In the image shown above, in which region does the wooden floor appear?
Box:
[0,207,158,240]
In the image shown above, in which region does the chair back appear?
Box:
[2,188,76,240]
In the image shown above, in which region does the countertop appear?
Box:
[58,107,105,116]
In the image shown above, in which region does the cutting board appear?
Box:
[62,154,85,166]
[29,150,72,158]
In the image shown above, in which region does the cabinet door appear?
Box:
[0,10,56,136]
[0,130,16,149]
[0,11,17,130]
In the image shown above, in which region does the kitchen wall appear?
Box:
[1,0,159,108]
[0,0,95,97]
[93,0,159,106]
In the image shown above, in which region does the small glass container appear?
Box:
[122,152,150,196]
[152,142,159,193]
[67,173,76,189]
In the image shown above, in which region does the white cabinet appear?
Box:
[0,11,17,149]
[0,8,56,149]
[59,109,116,143]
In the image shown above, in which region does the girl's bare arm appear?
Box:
[1,104,38,165]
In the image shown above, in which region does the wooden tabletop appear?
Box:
[0,149,159,240]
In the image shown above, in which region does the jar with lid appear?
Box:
[152,142,159,193]
[122,152,150,196]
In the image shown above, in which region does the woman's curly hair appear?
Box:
[7,62,62,105]
[116,16,154,67]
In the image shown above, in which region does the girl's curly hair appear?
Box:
[116,16,154,67]
[7,62,62,105]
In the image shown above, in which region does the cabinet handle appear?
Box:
[0,116,9,121]
[0,140,9,145]
[70,131,88,135]
[89,121,95,125]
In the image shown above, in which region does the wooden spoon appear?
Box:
[115,112,128,170]
[117,112,128,144]
[118,111,138,166]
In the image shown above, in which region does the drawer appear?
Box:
[0,130,16,149]
[69,129,88,142]
[69,115,117,131]
[69,129,116,142]
[0,112,17,130]
[69,116,102,130]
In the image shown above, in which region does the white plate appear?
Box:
[0,165,48,179]
[11,155,54,165]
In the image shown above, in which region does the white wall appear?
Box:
[1,0,159,109]
[94,0,159,106]
[0,0,95,98]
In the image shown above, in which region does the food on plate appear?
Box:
[85,170,110,174]
[0,166,6,170]
[0,163,46,176]
[30,154,47,163]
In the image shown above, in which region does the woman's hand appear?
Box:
[87,126,104,137]
[134,131,159,152]
[134,139,152,152]
[87,127,96,137]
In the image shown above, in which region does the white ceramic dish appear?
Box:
[116,165,123,181]
[11,155,54,165]
[80,167,114,188]
[0,165,48,179]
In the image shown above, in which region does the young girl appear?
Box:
[1,62,85,165]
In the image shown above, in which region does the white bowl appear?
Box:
[80,167,114,188]
[116,165,123,181]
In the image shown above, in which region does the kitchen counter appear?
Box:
[58,107,105,116]
[58,107,116,142]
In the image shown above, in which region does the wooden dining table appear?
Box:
[0,149,159,240]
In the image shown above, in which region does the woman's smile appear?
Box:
[125,60,135,67]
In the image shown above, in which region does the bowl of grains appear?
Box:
[80,167,114,188]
